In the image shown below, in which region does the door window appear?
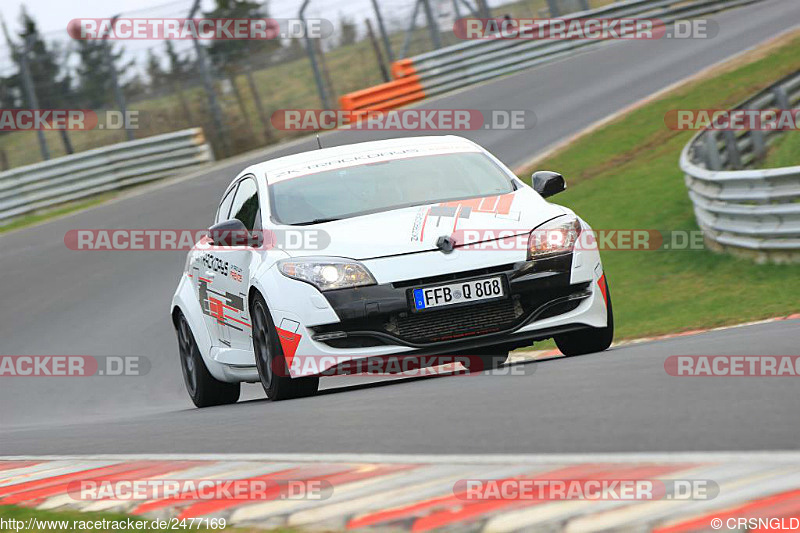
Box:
[229,178,260,231]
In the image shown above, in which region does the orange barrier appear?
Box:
[391,58,417,79]
[339,61,423,113]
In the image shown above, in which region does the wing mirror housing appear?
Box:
[531,171,566,198]
[208,219,262,248]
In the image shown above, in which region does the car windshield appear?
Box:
[270,152,515,225]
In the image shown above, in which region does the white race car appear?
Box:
[171,136,613,407]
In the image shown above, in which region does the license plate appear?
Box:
[412,276,505,311]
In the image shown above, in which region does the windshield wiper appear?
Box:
[293,217,342,225]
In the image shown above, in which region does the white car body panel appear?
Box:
[171,135,609,383]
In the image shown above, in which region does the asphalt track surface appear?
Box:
[1,0,798,454]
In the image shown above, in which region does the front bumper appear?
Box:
[314,253,588,349]
[263,249,609,378]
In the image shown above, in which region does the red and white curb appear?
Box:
[2,453,800,531]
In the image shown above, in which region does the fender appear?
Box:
[171,273,229,382]
[248,249,289,311]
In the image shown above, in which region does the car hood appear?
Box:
[280,187,568,260]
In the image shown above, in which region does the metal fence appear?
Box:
[0,128,214,224]
[0,0,500,170]
[341,0,763,112]
[680,71,800,262]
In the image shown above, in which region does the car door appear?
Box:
[194,181,238,348]
[206,176,261,352]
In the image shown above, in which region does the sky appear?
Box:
[0,0,433,41]
[0,0,436,76]
[0,0,490,79]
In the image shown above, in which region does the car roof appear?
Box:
[242,135,484,185]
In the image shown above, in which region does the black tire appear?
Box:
[176,312,240,408]
[554,276,614,357]
[466,348,509,371]
[251,292,319,401]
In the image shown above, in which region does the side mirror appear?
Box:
[531,171,566,198]
[208,219,262,247]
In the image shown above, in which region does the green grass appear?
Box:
[518,31,800,341]
[760,130,800,168]
[0,505,188,532]
[0,505,303,532]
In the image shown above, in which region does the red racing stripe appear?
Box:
[598,273,608,306]
[225,315,252,328]
[275,328,301,368]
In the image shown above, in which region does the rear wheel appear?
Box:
[251,292,319,400]
[176,312,240,408]
[554,276,614,357]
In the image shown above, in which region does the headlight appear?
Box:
[278,257,377,291]
[528,216,582,260]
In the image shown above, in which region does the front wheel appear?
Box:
[251,292,319,401]
[554,276,614,357]
[176,312,240,408]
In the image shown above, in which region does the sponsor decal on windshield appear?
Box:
[267,144,481,183]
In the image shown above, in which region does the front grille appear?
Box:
[387,297,523,343]
[323,335,388,348]
[313,278,592,348]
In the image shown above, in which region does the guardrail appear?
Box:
[680,71,800,262]
[0,128,214,224]
[341,0,763,113]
